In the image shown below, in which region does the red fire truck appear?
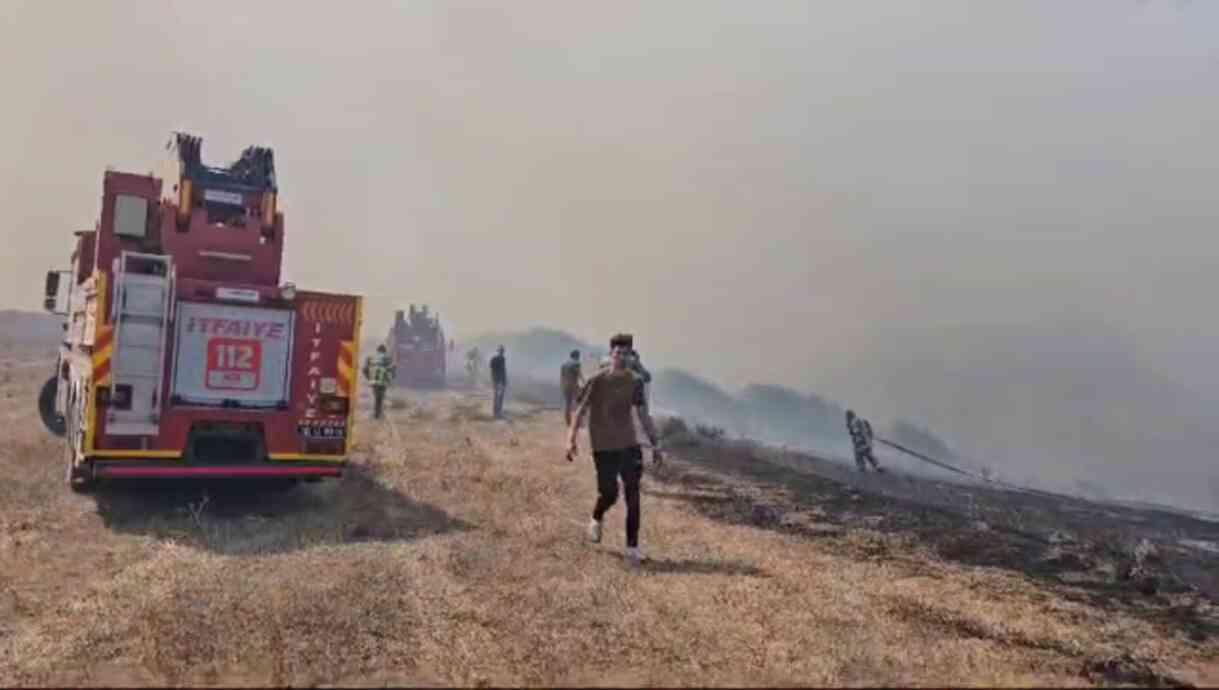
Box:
[386,305,447,389]
[38,133,363,490]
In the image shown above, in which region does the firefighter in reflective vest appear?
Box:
[363,344,396,420]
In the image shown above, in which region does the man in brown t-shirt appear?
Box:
[567,334,663,565]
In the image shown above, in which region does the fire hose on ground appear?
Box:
[873,436,1066,501]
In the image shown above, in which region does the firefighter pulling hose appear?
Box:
[846,410,884,473]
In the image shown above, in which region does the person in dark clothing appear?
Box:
[568,333,663,565]
[846,409,883,472]
[630,348,652,407]
[559,349,584,426]
[489,345,507,418]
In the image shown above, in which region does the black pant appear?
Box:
[373,386,386,419]
[593,446,644,548]
[562,387,578,426]
[492,382,506,418]
[855,447,879,470]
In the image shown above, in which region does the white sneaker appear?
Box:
[587,518,603,544]
[625,546,648,564]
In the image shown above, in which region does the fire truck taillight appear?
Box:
[320,396,348,415]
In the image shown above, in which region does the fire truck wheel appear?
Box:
[38,376,66,437]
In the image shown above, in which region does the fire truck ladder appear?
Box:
[107,251,175,436]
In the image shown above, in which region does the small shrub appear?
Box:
[695,424,726,441]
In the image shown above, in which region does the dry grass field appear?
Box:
[1,338,1217,687]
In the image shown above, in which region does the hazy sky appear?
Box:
[2,0,1216,407]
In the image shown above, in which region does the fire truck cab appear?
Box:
[40,133,363,490]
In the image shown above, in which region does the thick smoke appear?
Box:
[2,2,1215,513]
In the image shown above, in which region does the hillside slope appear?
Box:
[1,341,1216,686]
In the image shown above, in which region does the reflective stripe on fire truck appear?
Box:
[346,297,363,457]
[337,340,355,397]
[92,325,114,387]
[268,453,346,462]
[84,271,108,455]
[300,300,355,325]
